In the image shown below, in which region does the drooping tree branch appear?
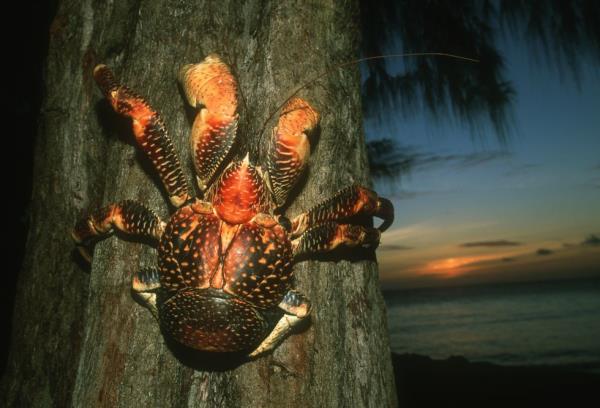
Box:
[360,0,600,141]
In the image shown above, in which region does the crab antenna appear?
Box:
[256,52,480,147]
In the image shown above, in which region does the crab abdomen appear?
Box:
[159,288,268,352]
[158,204,293,308]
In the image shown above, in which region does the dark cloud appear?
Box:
[414,150,511,170]
[503,163,540,177]
[564,234,600,248]
[457,151,511,168]
[582,234,600,246]
[459,256,517,268]
[459,240,521,248]
[383,189,452,200]
[536,248,554,256]
[378,244,413,251]
[367,139,511,180]
[385,190,424,200]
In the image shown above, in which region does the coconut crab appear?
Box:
[73,55,394,357]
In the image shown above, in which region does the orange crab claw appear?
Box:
[179,55,239,191]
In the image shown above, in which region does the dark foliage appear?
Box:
[500,0,600,78]
[361,0,600,179]
[360,0,514,136]
[366,138,415,180]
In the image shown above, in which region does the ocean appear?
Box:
[383,277,600,367]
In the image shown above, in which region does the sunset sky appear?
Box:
[367,41,600,289]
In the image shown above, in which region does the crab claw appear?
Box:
[375,197,394,232]
[179,55,239,191]
[93,64,120,95]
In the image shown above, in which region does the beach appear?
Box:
[384,277,600,406]
[392,353,600,407]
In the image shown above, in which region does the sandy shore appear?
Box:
[392,353,600,407]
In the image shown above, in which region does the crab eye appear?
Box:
[276,215,292,232]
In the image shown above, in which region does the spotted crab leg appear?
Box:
[249,290,311,358]
[94,65,192,207]
[179,55,239,192]
[266,98,320,207]
[291,222,381,257]
[72,200,165,262]
[132,267,161,320]
[290,185,394,238]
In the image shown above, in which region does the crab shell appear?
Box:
[157,156,293,351]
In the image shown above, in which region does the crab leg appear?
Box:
[291,222,381,257]
[291,185,394,238]
[132,267,161,320]
[179,55,238,192]
[249,290,311,358]
[266,98,320,207]
[72,200,165,261]
[94,65,192,207]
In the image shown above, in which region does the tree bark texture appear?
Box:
[2,1,397,406]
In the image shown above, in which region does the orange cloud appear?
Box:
[418,253,514,278]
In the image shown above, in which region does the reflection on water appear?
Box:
[384,277,600,366]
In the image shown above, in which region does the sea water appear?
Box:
[384,277,600,366]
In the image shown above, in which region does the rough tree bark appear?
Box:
[2,0,397,406]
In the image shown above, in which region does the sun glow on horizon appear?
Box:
[417,253,517,278]
[378,241,600,287]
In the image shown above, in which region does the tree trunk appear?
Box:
[2,0,397,406]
